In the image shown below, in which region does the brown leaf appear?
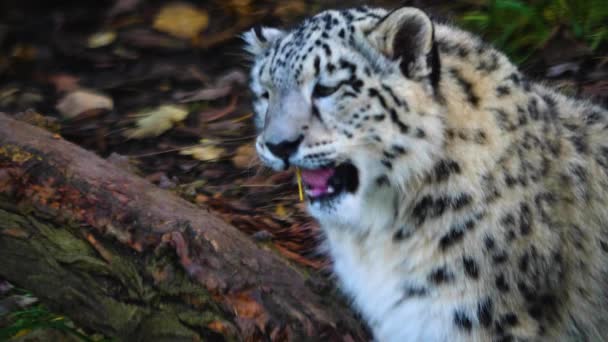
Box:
[48,73,80,92]
[232,143,258,169]
[207,320,231,335]
[226,291,268,328]
[56,90,113,118]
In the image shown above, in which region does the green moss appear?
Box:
[0,199,233,341]
[0,144,38,164]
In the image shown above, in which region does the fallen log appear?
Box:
[0,113,367,341]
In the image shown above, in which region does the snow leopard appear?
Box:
[244,6,608,342]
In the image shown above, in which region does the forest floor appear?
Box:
[1,0,606,340]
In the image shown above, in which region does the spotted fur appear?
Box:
[245,6,608,341]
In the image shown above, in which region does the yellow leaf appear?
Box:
[88,31,116,48]
[12,329,31,339]
[127,105,188,139]
[153,3,209,39]
[180,141,225,161]
[275,203,288,217]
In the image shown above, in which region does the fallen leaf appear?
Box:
[153,3,209,40]
[207,320,231,335]
[87,31,117,48]
[275,203,287,217]
[126,104,188,139]
[180,140,225,161]
[232,143,257,169]
[226,291,268,328]
[56,89,113,118]
[48,73,80,92]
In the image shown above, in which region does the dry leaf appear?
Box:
[180,140,225,161]
[88,31,116,48]
[126,104,188,139]
[48,73,80,92]
[56,89,113,118]
[153,3,209,40]
[275,204,287,217]
[232,143,257,169]
[226,291,268,329]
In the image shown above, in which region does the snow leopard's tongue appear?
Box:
[301,168,335,197]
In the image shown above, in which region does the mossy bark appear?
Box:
[0,113,368,341]
[0,201,231,341]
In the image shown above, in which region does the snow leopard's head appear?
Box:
[244,7,444,229]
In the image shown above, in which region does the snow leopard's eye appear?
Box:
[313,83,340,98]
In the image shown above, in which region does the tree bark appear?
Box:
[0,113,367,341]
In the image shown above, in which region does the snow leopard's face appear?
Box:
[245,7,445,228]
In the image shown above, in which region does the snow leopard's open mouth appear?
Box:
[300,162,359,203]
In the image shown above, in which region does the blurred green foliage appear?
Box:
[0,291,110,342]
[459,0,608,62]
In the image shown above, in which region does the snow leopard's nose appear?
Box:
[265,135,303,162]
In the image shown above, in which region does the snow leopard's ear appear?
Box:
[243,26,285,56]
[367,7,440,88]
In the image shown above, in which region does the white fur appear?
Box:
[248,6,608,341]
